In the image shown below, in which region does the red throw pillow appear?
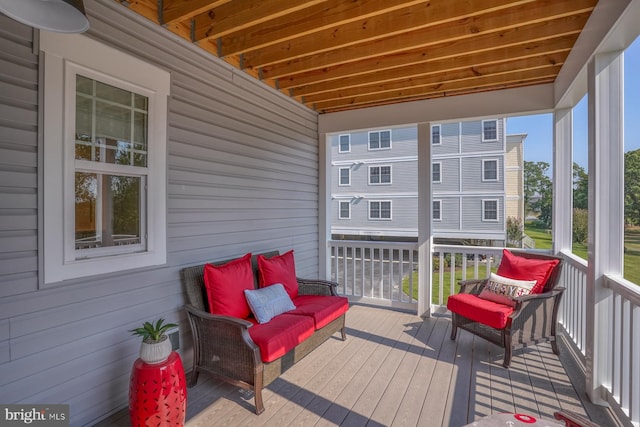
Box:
[257,250,299,299]
[203,253,254,318]
[496,249,560,294]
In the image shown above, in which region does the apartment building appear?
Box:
[330,119,525,245]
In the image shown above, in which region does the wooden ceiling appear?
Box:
[117,0,598,114]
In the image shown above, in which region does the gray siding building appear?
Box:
[331,119,523,243]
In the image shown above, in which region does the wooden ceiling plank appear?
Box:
[163,0,230,25]
[253,0,595,71]
[192,0,327,43]
[303,55,567,103]
[117,0,159,23]
[244,0,538,69]
[263,11,591,80]
[218,0,430,57]
[289,35,577,96]
[313,67,560,111]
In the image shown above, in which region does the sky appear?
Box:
[506,36,640,170]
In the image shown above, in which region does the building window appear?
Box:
[369,201,392,220]
[339,201,351,219]
[482,199,499,221]
[482,119,498,141]
[482,159,498,181]
[369,165,391,185]
[432,162,442,183]
[432,124,441,145]
[41,33,169,284]
[339,167,351,186]
[433,200,442,220]
[339,134,350,153]
[368,130,391,150]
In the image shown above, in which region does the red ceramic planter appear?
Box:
[129,351,187,427]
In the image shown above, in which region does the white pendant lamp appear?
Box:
[0,0,89,33]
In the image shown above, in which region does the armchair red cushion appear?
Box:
[204,253,254,318]
[257,250,299,299]
[447,293,514,329]
[497,249,560,294]
[247,313,315,362]
[290,295,349,329]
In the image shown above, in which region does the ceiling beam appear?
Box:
[162,0,230,25]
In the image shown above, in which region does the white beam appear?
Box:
[417,122,433,318]
[319,132,332,279]
[585,50,625,405]
[553,108,573,254]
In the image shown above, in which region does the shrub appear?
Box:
[573,208,588,244]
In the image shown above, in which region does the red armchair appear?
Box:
[447,250,564,368]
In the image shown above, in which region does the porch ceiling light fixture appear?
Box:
[0,0,89,33]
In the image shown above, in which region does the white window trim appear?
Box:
[432,162,442,183]
[482,199,499,222]
[482,159,499,182]
[431,124,441,145]
[368,165,392,185]
[368,130,392,150]
[482,119,499,142]
[338,134,351,153]
[338,201,351,219]
[368,200,392,220]
[338,167,351,186]
[433,200,442,221]
[41,32,169,285]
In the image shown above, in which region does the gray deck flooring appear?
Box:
[96,304,616,427]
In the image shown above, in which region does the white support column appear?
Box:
[417,122,433,318]
[586,51,625,405]
[553,108,573,254]
[319,132,332,280]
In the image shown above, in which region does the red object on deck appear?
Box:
[129,351,187,427]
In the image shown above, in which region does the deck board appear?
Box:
[95,304,616,427]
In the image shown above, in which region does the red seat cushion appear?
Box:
[247,314,315,363]
[497,249,560,294]
[203,253,254,318]
[257,250,299,299]
[447,293,514,329]
[290,295,349,329]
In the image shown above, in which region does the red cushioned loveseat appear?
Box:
[181,250,348,414]
[447,250,563,368]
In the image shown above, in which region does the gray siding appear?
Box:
[432,122,460,156]
[331,126,417,161]
[332,197,418,234]
[460,156,504,192]
[461,196,505,232]
[0,1,319,425]
[433,158,460,193]
[433,197,461,231]
[460,119,504,154]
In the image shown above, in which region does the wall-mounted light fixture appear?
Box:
[0,0,89,33]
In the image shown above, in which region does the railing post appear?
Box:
[417,122,433,318]
[552,108,573,254]
[586,50,624,406]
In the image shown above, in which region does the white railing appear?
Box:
[558,251,588,359]
[329,240,418,311]
[602,274,640,427]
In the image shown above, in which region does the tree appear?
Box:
[524,161,552,226]
[573,163,588,210]
[625,149,640,226]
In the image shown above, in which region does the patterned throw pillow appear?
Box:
[244,283,296,324]
[478,272,537,307]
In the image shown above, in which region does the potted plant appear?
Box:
[129,318,177,364]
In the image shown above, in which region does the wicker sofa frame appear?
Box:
[449,251,564,368]
[181,251,346,414]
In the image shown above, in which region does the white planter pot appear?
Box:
[139,336,172,364]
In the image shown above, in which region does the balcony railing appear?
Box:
[558,251,588,358]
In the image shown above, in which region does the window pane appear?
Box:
[381,166,391,183]
[484,160,497,180]
[369,132,379,149]
[75,172,144,250]
[484,200,497,220]
[433,201,440,219]
[432,126,440,144]
[370,167,380,183]
[380,131,391,148]
[370,202,379,218]
[340,202,350,218]
[483,120,497,140]
[381,201,391,218]
[433,163,440,182]
[340,168,349,185]
[76,75,149,167]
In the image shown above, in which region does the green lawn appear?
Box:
[523,221,552,249]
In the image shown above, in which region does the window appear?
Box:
[368,130,391,150]
[42,33,169,284]
[369,201,392,220]
[339,201,351,219]
[339,167,351,186]
[432,162,442,183]
[339,134,350,153]
[482,199,499,221]
[482,159,498,181]
[482,119,498,141]
[432,124,441,145]
[433,200,441,220]
[369,165,391,185]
